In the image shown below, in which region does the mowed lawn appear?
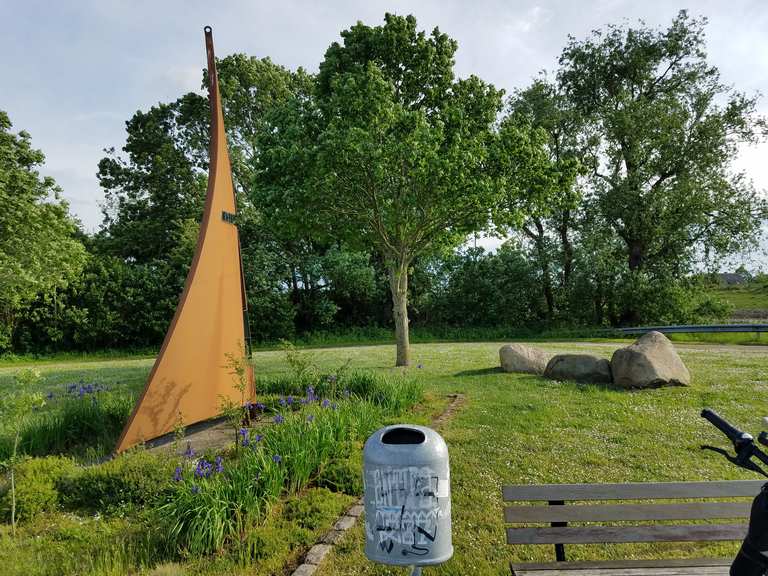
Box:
[1,341,766,575]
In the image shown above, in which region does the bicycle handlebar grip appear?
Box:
[701,408,750,444]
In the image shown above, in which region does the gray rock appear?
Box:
[499,344,549,375]
[543,354,612,384]
[611,331,690,389]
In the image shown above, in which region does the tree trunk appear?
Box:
[533,220,554,320]
[557,210,573,288]
[628,241,644,271]
[388,260,411,367]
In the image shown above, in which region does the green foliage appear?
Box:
[558,10,766,284]
[316,454,363,495]
[0,111,86,350]
[0,455,76,523]
[58,450,175,514]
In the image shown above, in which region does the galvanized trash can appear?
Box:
[363,424,452,568]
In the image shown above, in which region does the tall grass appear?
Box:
[0,386,133,460]
[258,369,423,413]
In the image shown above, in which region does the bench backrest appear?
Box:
[503,480,763,557]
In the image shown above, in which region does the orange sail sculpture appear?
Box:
[116,26,254,452]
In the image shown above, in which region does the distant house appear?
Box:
[717,272,749,286]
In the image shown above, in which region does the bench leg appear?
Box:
[549,500,566,562]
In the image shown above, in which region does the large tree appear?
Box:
[0,111,86,350]
[558,11,767,286]
[258,13,532,366]
[503,79,583,319]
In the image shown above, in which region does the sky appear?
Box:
[2,0,767,270]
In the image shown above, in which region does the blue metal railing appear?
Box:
[613,324,768,335]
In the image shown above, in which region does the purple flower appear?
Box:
[253,434,263,443]
[239,428,249,447]
[215,455,224,474]
[321,399,330,409]
[327,374,337,384]
[331,402,338,411]
[255,402,266,411]
[191,485,200,494]
[173,466,183,482]
[306,414,315,423]
[279,397,287,407]
[306,386,316,401]
[272,454,282,464]
[194,459,213,479]
[286,396,294,405]
[245,401,253,410]
[46,391,55,400]
[183,442,195,458]
[274,414,284,424]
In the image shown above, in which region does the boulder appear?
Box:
[499,344,549,375]
[543,354,612,384]
[611,331,690,389]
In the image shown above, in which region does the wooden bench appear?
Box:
[503,480,765,575]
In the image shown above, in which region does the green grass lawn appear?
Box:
[1,341,767,575]
[712,284,768,311]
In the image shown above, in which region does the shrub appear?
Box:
[58,450,175,513]
[0,456,77,522]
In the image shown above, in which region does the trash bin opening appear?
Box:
[382,427,425,445]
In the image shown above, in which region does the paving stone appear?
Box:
[334,515,357,531]
[291,564,317,576]
[305,544,332,565]
[322,529,346,544]
[346,504,364,517]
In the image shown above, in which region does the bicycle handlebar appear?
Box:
[701,408,753,446]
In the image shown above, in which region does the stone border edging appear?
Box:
[289,393,466,576]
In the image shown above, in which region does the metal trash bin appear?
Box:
[363,424,452,568]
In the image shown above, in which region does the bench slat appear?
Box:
[512,558,731,571]
[512,565,728,575]
[505,502,751,523]
[503,481,765,502]
[506,523,747,544]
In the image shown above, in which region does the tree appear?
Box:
[502,79,583,319]
[259,13,520,365]
[558,11,767,291]
[0,111,86,350]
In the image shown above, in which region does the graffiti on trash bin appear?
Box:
[367,465,447,557]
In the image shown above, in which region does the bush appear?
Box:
[316,454,363,495]
[0,456,77,522]
[58,450,175,513]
